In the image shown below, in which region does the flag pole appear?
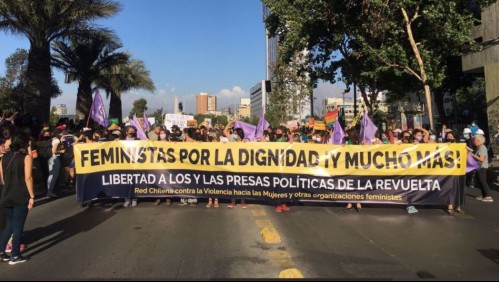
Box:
[86,91,95,128]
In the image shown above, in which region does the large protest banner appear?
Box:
[74,142,466,205]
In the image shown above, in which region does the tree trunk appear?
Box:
[25,43,52,123]
[401,7,435,130]
[76,78,93,122]
[109,91,122,124]
[359,88,373,113]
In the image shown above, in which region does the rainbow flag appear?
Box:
[325,109,339,128]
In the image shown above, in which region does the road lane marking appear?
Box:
[279,268,304,279]
[261,226,282,244]
[250,205,304,278]
[251,209,267,217]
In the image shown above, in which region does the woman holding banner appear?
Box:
[343,128,362,213]
[273,126,291,213]
[470,135,493,203]
[223,120,247,209]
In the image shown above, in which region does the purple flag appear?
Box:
[234,121,257,142]
[360,111,378,145]
[131,114,148,140]
[89,90,109,128]
[330,121,345,145]
[255,109,270,141]
[143,112,151,131]
[466,152,480,173]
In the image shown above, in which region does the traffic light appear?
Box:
[265,80,272,92]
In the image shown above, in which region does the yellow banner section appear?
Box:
[74,141,467,176]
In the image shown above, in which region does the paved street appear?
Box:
[1,177,499,280]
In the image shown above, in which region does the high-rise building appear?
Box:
[196,92,217,115]
[174,96,180,114]
[55,104,68,115]
[250,81,268,118]
[237,98,251,119]
[264,5,278,80]
[462,1,499,152]
[258,4,311,122]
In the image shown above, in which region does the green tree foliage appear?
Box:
[0,49,60,113]
[0,0,121,123]
[95,59,155,123]
[49,106,60,127]
[267,55,312,126]
[194,114,229,127]
[263,0,498,129]
[52,30,129,121]
[453,77,487,125]
[129,98,147,119]
[150,108,163,125]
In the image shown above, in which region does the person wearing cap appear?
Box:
[108,123,120,131]
[109,130,121,141]
[461,128,473,148]
[469,121,479,137]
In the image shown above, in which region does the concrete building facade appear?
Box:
[196,92,217,115]
[462,2,499,153]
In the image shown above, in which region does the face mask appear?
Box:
[265,136,270,142]
[316,138,322,143]
[415,136,423,142]
[160,134,167,140]
[430,135,436,141]
[232,134,239,141]
[393,133,399,137]
[464,134,470,139]
[382,138,388,143]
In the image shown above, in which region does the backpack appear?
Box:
[39,138,55,159]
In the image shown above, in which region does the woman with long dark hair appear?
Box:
[0,132,35,265]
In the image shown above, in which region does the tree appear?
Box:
[0,0,120,123]
[95,59,155,123]
[150,108,163,125]
[0,49,60,113]
[263,0,498,130]
[266,55,312,126]
[49,106,60,127]
[52,30,129,121]
[129,98,147,119]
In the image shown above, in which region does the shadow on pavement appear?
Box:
[477,249,499,266]
[22,206,116,257]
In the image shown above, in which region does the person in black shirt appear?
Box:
[0,132,35,265]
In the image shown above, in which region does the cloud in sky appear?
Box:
[51,81,349,119]
[219,86,246,98]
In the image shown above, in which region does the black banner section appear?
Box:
[76,169,462,206]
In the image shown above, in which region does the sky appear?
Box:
[0,0,344,118]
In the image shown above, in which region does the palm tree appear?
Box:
[0,0,120,123]
[95,60,155,123]
[52,30,129,120]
